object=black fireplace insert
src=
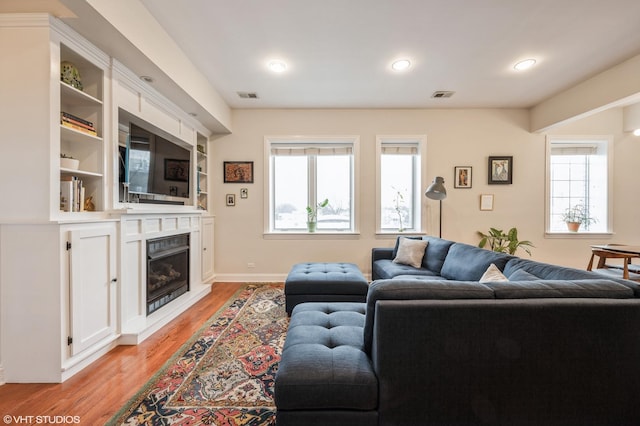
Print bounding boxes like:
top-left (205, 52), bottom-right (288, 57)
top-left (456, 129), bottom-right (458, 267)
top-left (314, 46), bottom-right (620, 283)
top-left (146, 233), bottom-right (190, 315)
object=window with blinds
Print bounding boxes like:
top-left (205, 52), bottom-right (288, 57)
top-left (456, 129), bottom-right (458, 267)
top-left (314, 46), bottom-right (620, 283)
top-left (266, 136), bottom-right (358, 232)
top-left (546, 136), bottom-right (611, 233)
top-left (377, 136), bottom-right (425, 233)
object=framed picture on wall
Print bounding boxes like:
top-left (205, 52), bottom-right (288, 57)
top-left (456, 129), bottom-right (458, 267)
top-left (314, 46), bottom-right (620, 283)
top-left (224, 161), bottom-right (254, 183)
top-left (454, 166), bottom-right (472, 188)
top-left (488, 156), bottom-right (513, 184)
top-left (480, 194), bottom-right (494, 211)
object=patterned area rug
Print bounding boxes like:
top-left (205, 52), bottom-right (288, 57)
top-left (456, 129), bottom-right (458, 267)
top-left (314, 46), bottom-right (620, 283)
top-left (108, 283), bottom-right (287, 426)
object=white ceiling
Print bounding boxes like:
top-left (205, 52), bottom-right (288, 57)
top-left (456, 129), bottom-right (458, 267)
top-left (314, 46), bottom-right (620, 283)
top-left (137, 0), bottom-right (640, 110)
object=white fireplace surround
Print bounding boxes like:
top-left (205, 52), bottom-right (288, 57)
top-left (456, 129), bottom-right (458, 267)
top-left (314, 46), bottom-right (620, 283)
top-left (119, 213), bottom-right (210, 345)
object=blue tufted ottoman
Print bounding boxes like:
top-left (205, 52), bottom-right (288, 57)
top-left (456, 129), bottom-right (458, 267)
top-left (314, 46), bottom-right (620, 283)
top-left (274, 302), bottom-right (378, 425)
top-left (284, 262), bottom-right (369, 315)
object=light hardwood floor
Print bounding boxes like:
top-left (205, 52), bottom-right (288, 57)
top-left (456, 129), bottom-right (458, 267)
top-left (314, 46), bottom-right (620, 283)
top-left (0, 282), bottom-right (245, 425)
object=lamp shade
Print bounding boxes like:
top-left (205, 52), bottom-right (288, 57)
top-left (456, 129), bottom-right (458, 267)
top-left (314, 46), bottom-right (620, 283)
top-left (425, 176), bottom-right (447, 200)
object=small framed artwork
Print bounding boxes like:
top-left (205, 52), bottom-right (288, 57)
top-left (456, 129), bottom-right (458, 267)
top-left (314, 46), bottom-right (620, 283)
top-left (480, 194), bottom-right (494, 211)
top-left (488, 156), bottom-right (513, 184)
top-left (224, 161), bottom-right (254, 183)
top-left (240, 188), bottom-right (248, 199)
top-left (164, 159), bottom-right (189, 182)
top-left (454, 166), bottom-right (472, 188)
top-left (226, 194), bottom-right (236, 206)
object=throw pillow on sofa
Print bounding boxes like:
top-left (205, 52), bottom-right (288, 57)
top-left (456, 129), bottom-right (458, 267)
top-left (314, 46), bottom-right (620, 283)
top-left (479, 263), bottom-right (509, 283)
top-left (393, 237), bottom-right (428, 268)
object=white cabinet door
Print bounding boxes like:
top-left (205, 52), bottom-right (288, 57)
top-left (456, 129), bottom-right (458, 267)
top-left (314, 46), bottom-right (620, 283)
top-left (68, 225), bottom-right (117, 356)
top-left (201, 217), bottom-right (214, 281)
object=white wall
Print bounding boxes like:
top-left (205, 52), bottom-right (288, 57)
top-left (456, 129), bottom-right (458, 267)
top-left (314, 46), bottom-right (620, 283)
top-left (211, 107), bottom-right (640, 281)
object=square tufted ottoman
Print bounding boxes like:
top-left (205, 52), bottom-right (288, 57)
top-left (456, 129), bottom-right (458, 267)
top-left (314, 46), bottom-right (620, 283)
top-left (284, 262), bottom-right (369, 315)
top-left (275, 302), bottom-right (378, 425)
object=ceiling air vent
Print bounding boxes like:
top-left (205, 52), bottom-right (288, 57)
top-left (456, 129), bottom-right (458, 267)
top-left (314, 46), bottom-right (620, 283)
top-left (432, 91), bottom-right (455, 99)
top-left (237, 91), bottom-right (259, 99)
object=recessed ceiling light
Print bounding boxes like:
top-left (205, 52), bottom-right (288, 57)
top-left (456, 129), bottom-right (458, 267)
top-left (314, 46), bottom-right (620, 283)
top-left (391, 59), bottom-right (411, 71)
top-left (267, 60), bottom-right (287, 73)
top-left (633, 129), bottom-right (640, 136)
top-left (140, 75), bottom-right (154, 83)
top-left (514, 59), bottom-right (536, 71)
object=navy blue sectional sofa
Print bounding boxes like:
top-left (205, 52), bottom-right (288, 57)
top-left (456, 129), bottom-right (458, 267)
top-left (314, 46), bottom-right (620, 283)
top-left (275, 236), bottom-right (640, 425)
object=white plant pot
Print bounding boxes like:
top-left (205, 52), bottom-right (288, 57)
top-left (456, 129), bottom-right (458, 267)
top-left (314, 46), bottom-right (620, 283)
top-left (60, 157), bottom-right (80, 170)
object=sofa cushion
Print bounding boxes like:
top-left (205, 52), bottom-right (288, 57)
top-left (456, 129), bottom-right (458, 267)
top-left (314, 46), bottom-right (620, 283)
top-left (373, 259), bottom-right (441, 280)
top-left (504, 258), bottom-right (597, 280)
top-left (363, 279), bottom-right (495, 353)
top-left (479, 263), bottom-right (509, 283)
top-left (421, 236), bottom-right (455, 273)
top-left (508, 269), bottom-right (540, 281)
top-left (486, 279), bottom-right (634, 299)
top-left (393, 237), bottom-right (428, 268)
top-left (440, 243), bottom-right (514, 281)
top-left (276, 303), bottom-right (377, 411)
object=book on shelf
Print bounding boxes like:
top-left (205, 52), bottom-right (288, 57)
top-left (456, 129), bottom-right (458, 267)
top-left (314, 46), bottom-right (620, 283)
top-left (61, 120), bottom-right (98, 136)
top-left (60, 176), bottom-right (85, 212)
top-left (61, 111), bottom-right (94, 128)
top-left (60, 112), bottom-right (97, 136)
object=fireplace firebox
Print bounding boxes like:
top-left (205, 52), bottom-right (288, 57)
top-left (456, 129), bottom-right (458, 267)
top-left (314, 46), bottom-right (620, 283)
top-left (146, 233), bottom-right (190, 315)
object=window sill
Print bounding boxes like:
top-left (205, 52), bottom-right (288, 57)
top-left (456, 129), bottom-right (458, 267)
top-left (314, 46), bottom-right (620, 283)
top-left (264, 231), bottom-right (360, 240)
top-left (545, 231), bottom-right (614, 239)
top-left (375, 231), bottom-right (425, 238)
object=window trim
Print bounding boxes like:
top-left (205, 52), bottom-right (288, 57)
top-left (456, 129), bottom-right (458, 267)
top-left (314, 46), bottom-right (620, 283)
top-left (375, 135), bottom-right (427, 234)
top-left (264, 135), bottom-right (360, 235)
top-left (544, 134), bottom-right (613, 237)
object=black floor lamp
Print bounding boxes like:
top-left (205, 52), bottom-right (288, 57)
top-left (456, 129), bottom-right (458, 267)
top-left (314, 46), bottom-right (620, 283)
top-left (425, 176), bottom-right (447, 237)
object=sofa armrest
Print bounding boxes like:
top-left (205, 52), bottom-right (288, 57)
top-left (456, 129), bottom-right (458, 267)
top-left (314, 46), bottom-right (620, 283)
top-left (372, 247), bottom-right (394, 262)
top-left (371, 248), bottom-right (395, 281)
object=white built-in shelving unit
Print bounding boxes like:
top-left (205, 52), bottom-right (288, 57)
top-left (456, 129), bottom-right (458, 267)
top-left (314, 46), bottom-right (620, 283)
top-left (0, 13), bottom-right (216, 383)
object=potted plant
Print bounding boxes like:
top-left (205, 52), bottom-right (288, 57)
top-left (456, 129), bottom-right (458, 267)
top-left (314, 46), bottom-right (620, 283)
top-left (477, 227), bottom-right (534, 256)
top-left (306, 198), bottom-right (329, 232)
top-left (562, 204), bottom-right (596, 232)
top-left (392, 187), bottom-right (405, 232)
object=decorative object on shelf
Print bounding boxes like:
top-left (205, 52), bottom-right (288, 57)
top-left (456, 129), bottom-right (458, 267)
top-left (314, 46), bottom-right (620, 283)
top-left (226, 194), bottom-right (236, 206)
top-left (197, 144), bottom-right (206, 154)
top-left (488, 156), bottom-right (513, 184)
top-left (454, 166), bottom-right (472, 188)
top-left (425, 176), bottom-right (447, 238)
top-left (60, 153), bottom-right (79, 170)
top-left (164, 159), bottom-right (189, 182)
top-left (60, 61), bottom-right (83, 90)
top-left (562, 203), bottom-right (596, 232)
top-left (240, 188), bottom-right (248, 199)
top-left (84, 196), bottom-right (95, 212)
top-left (223, 161), bottom-right (254, 183)
top-left (480, 194), bottom-right (494, 211)
top-left (477, 227), bottom-right (534, 256)
top-left (306, 198), bottom-right (329, 233)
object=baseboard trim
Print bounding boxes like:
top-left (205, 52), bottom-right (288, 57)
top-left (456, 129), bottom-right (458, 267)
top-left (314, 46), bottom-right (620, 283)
top-left (0, 365), bottom-right (5, 386)
top-left (213, 273), bottom-right (287, 282)
top-left (213, 272), bottom-right (373, 282)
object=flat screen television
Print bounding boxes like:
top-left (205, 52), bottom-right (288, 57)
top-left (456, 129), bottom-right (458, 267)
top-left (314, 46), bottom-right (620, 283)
top-left (119, 115), bottom-right (192, 205)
